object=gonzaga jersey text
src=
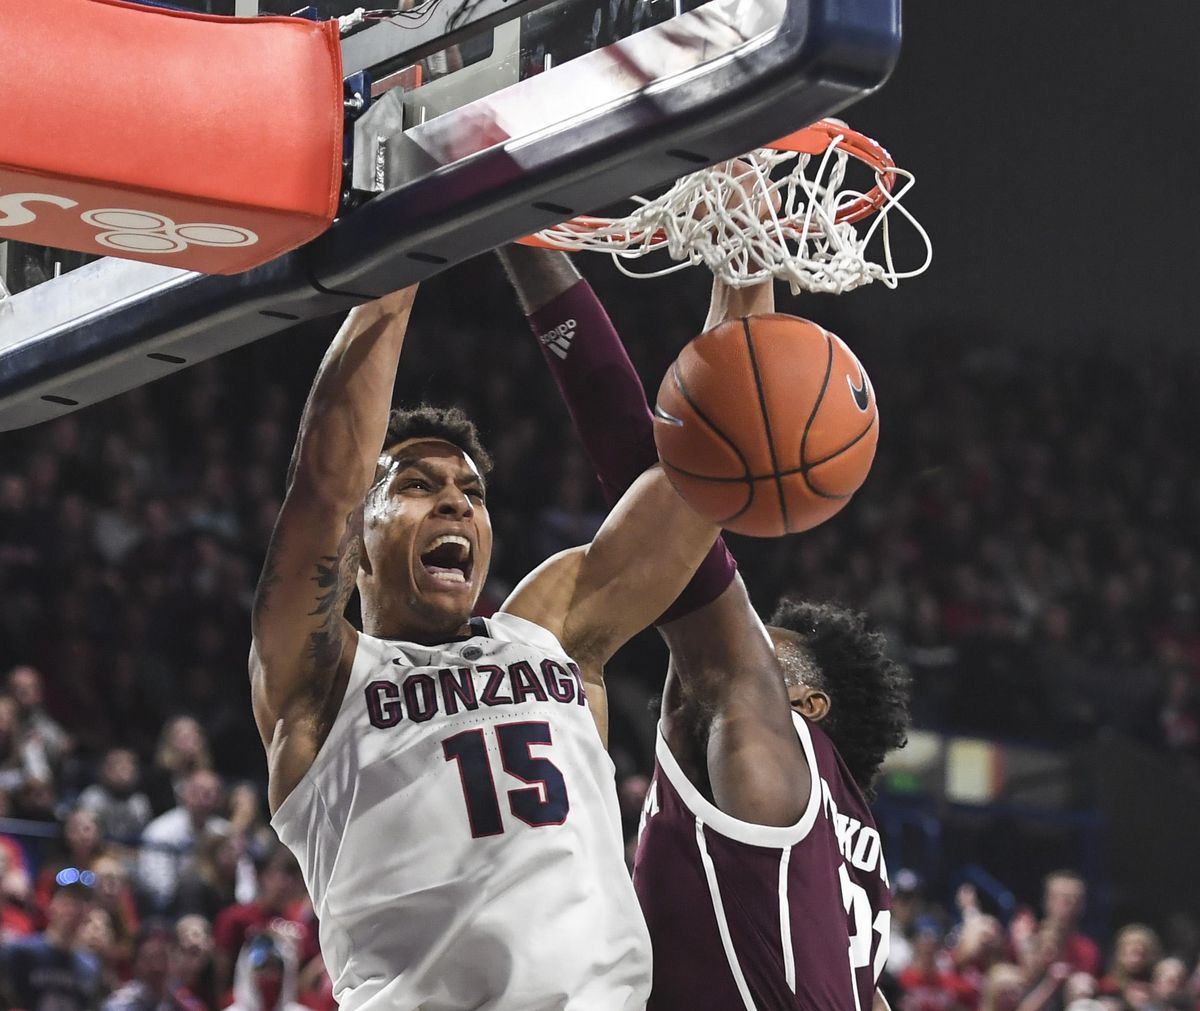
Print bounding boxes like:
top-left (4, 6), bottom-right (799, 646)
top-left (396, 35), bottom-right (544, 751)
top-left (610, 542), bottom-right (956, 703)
top-left (271, 613), bottom-right (651, 1011)
top-left (634, 712), bottom-right (890, 1011)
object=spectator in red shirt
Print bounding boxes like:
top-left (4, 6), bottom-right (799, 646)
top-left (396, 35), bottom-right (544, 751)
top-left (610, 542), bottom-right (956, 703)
top-left (1041, 870), bottom-right (1101, 976)
top-left (952, 913), bottom-right (1009, 1008)
top-left (103, 921), bottom-right (207, 1011)
top-left (0, 840), bottom-right (33, 943)
top-left (213, 847), bottom-right (313, 997)
top-left (899, 922), bottom-right (974, 1011)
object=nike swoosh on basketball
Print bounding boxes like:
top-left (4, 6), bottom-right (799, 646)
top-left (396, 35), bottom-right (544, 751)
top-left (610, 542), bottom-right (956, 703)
top-left (847, 369), bottom-right (870, 411)
top-left (653, 404), bottom-right (684, 426)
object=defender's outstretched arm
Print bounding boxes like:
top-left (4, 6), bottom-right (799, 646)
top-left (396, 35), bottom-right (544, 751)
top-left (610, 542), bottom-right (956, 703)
top-left (250, 288), bottom-right (418, 810)
top-left (496, 246), bottom-right (658, 505)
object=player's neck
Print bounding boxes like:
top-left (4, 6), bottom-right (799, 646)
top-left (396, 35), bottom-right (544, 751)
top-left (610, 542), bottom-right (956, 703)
top-left (361, 605), bottom-right (472, 645)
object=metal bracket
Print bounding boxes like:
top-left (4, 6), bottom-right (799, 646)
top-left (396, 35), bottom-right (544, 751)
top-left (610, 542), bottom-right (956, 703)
top-left (339, 0), bottom-right (566, 76)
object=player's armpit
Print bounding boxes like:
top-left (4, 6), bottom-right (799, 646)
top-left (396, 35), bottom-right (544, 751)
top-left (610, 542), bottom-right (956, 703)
top-left (564, 466), bottom-right (719, 663)
top-left (873, 989), bottom-right (893, 1011)
top-left (661, 577), bottom-right (812, 827)
top-left (252, 288), bottom-right (417, 806)
top-left (500, 544), bottom-right (584, 639)
top-left (504, 467), bottom-right (718, 667)
top-left (499, 548), bottom-right (612, 744)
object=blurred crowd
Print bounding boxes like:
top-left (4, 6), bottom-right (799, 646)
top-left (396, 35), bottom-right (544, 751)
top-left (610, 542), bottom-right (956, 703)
top-left (1, 256), bottom-right (1199, 1007)
top-left (2, 261), bottom-right (1197, 760)
top-left (755, 338), bottom-right (1200, 755)
top-left (2, 702), bottom-right (1199, 1010)
top-left (0, 689), bottom-right (335, 1010)
top-left (881, 869), bottom-right (1200, 1011)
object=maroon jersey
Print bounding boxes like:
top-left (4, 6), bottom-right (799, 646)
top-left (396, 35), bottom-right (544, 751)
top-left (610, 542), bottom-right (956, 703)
top-left (633, 712), bottom-right (890, 1011)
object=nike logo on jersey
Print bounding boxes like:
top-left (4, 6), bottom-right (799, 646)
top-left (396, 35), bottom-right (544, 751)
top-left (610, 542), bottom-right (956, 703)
top-left (538, 318), bottom-right (577, 360)
top-left (847, 367), bottom-right (871, 411)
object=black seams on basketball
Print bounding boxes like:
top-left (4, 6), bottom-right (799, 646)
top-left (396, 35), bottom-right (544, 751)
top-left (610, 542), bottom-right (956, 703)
top-left (653, 313), bottom-right (878, 537)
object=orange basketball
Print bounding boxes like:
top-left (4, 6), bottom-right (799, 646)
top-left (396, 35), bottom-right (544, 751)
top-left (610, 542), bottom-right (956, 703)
top-left (653, 313), bottom-right (878, 537)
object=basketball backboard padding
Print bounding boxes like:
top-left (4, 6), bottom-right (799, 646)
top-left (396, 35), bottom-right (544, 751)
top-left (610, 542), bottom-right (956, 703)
top-left (0, 0), bottom-right (900, 431)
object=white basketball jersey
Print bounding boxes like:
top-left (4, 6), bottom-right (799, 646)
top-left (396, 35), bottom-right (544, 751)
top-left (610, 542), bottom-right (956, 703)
top-left (270, 612), bottom-right (651, 1011)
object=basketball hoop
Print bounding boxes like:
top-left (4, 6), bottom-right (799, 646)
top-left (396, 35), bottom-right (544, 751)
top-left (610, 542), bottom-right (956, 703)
top-left (518, 119), bottom-right (932, 295)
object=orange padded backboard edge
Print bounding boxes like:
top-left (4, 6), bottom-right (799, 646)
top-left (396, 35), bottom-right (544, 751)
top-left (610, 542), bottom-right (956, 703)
top-left (0, 0), bottom-right (343, 275)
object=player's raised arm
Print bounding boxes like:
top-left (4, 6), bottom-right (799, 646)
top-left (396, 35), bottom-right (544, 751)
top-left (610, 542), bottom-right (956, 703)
top-left (654, 273), bottom-right (817, 825)
top-left (502, 247), bottom-right (809, 820)
top-left (495, 246), bottom-right (657, 503)
top-left (503, 464), bottom-right (720, 669)
top-left (250, 287), bottom-right (418, 808)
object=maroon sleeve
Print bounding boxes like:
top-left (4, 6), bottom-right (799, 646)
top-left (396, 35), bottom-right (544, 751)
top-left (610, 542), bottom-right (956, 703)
top-left (526, 280), bottom-right (736, 622)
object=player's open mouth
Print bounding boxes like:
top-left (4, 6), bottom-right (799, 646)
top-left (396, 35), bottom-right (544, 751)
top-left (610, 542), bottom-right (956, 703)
top-left (419, 534), bottom-right (473, 586)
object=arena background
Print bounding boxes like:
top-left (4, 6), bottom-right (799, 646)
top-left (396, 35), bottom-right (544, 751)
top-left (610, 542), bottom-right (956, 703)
top-left (2, 1), bottom-right (1199, 1009)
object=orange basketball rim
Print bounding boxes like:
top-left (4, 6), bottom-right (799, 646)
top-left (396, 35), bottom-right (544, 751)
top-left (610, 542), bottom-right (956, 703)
top-left (518, 119), bottom-right (898, 249)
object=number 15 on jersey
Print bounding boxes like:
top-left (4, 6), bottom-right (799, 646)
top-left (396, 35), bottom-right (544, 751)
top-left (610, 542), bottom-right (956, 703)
top-left (443, 720), bottom-right (571, 838)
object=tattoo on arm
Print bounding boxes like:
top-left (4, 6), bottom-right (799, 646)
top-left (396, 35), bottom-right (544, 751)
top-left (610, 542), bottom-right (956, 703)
top-left (253, 506), bottom-right (362, 683)
top-left (305, 510), bottom-right (362, 673)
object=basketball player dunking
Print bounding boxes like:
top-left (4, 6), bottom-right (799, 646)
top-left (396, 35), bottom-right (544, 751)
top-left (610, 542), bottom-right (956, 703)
top-left (500, 245), bottom-right (912, 1011)
top-left (249, 285), bottom-right (725, 1009)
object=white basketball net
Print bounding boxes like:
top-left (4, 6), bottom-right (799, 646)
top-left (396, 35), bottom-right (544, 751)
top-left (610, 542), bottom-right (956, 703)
top-left (525, 125), bottom-right (932, 295)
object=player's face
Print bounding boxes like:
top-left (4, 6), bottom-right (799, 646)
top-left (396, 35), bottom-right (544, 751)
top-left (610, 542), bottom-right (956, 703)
top-left (361, 438), bottom-right (492, 638)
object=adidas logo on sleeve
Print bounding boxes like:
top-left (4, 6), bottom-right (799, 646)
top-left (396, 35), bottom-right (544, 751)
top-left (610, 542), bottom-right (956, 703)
top-left (538, 318), bottom-right (577, 360)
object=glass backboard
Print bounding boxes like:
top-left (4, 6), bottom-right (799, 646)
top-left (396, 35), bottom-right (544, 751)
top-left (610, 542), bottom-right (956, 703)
top-left (0, 0), bottom-right (900, 431)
